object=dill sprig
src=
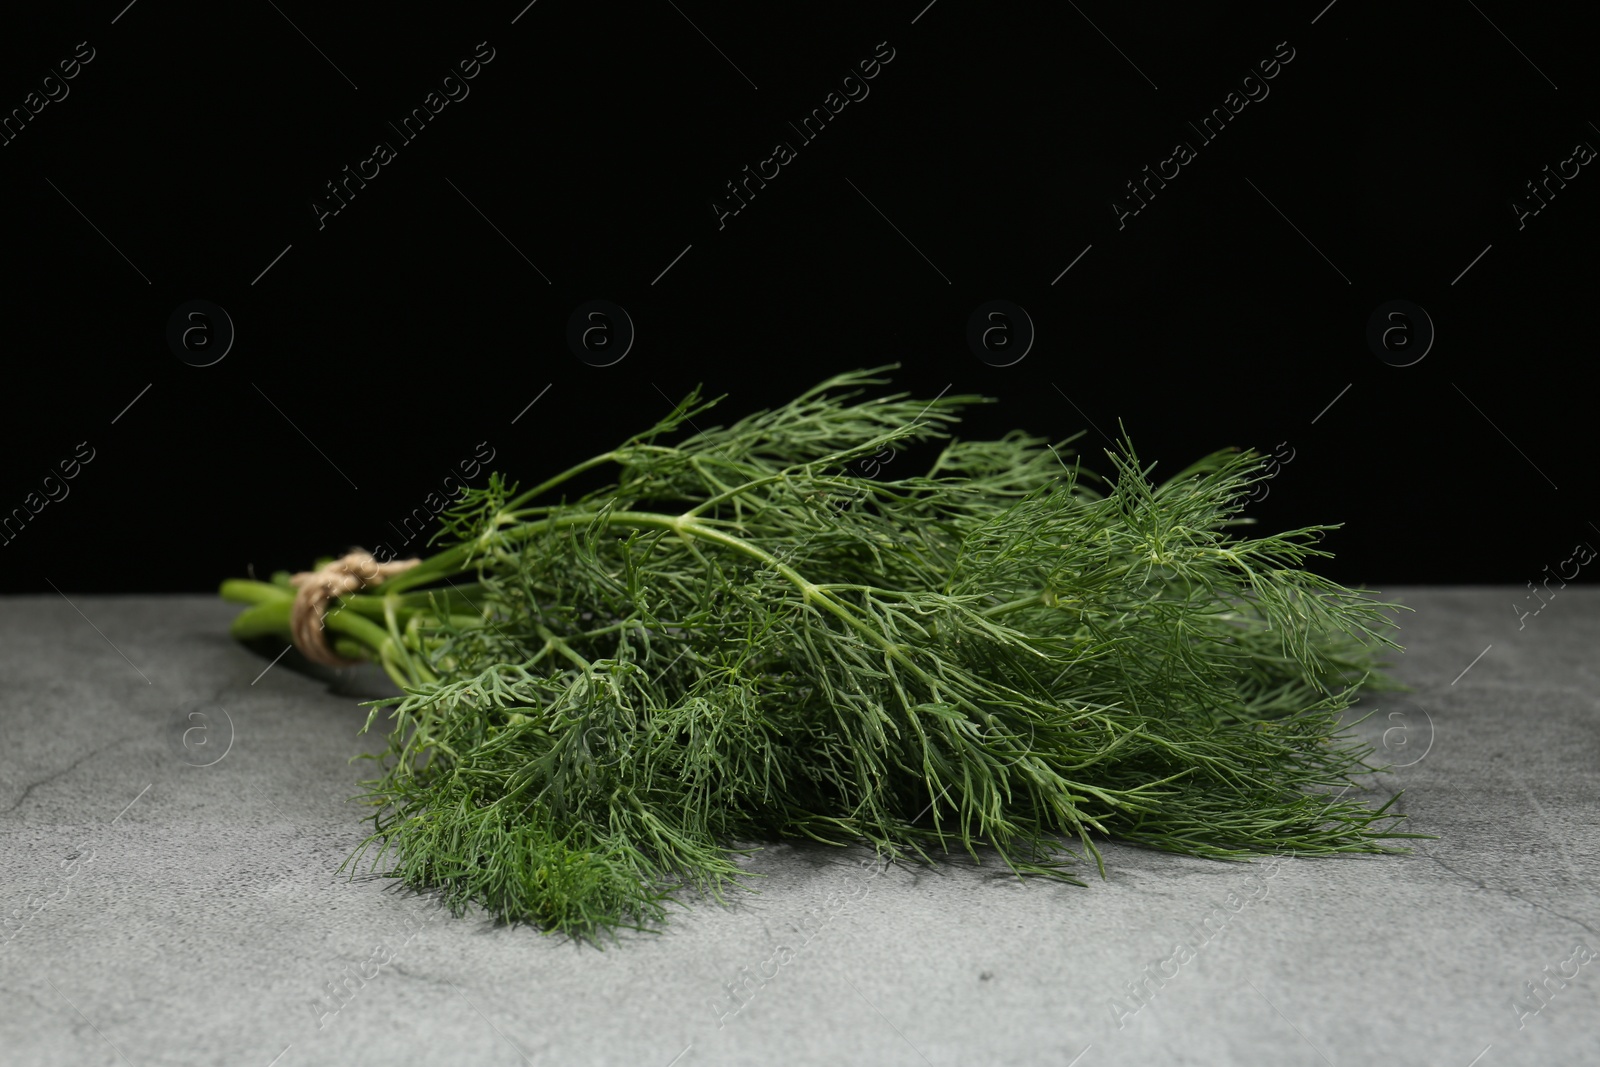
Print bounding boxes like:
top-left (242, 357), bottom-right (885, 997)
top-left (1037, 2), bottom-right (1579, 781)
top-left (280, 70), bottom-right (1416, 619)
top-left (220, 366), bottom-right (1421, 940)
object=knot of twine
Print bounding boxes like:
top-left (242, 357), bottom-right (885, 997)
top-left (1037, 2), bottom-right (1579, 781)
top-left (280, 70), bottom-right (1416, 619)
top-left (288, 550), bottom-right (421, 667)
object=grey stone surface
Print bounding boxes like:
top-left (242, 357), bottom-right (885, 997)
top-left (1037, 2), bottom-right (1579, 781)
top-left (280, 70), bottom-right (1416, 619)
top-left (1, 588), bottom-right (1596, 1066)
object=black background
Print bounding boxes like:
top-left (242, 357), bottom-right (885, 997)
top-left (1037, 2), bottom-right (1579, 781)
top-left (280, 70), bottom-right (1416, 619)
top-left (0, 1), bottom-right (1593, 594)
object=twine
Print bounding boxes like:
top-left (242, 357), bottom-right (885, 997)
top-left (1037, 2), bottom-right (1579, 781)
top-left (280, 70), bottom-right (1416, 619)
top-left (288, 550), bottom-right (421, 667)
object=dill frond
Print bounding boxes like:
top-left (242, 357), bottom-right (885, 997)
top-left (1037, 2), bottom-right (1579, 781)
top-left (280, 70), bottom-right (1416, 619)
top-left (223, 365), bottom-right (1420, 941)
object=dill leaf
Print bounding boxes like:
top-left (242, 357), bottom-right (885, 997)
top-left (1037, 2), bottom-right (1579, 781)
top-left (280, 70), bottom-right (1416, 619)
top-left (221, 366), bottom-right (1419, 941)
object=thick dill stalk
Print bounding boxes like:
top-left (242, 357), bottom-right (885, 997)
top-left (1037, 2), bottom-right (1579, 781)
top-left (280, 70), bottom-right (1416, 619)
top-left (220, 366), bottom-right (1420, 939)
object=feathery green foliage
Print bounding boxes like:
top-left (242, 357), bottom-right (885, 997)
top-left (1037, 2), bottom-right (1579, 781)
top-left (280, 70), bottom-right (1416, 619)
top-left (220, 366), bottom-right (1419, 941)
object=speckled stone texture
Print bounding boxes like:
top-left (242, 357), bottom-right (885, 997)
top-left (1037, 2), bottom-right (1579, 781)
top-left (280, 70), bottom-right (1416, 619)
top-left (1, 588), bottom-right (1596, 1066)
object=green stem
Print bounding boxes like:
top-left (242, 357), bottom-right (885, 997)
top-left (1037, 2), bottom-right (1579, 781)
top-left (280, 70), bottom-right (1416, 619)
top-left (222, 589), bottom-right (424, 690)
top-left (373, 506), bottom-right (919, 685)
top-left (678, 429), bottom-right (912, 520)
top-left (982, 591), bottom-right (1057, 617)
top-left (219, 578), bottom-right (291, 607)
top-left (534, 623), bottom-right (593, 671)
top-left (503, 450), bottom-right (620, 512)
top-left (228, 600), bottom-right (293, 641)
top-left (369, 507), bottom-right (1031, 749)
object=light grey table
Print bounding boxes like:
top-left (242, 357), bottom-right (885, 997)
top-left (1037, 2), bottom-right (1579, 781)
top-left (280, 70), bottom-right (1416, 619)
top-left (2, 588), bottom-right (1596, 1066)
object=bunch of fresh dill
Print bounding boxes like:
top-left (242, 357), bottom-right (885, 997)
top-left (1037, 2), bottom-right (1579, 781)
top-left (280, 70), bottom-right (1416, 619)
top-left (220, 366), bottom-right (1418, 940)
